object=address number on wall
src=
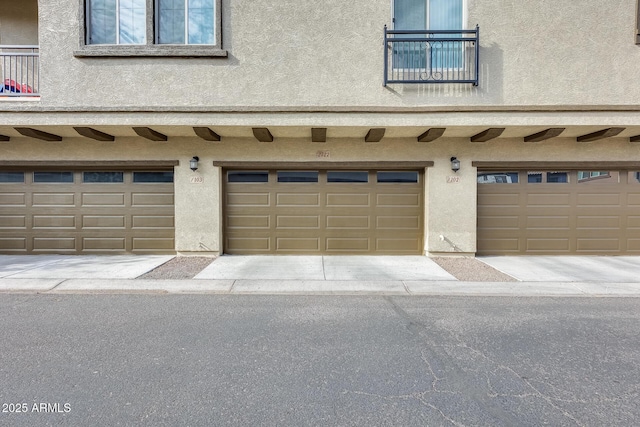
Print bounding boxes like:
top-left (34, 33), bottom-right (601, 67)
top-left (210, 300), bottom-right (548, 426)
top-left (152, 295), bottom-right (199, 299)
top-left (190, 176), bottom-right (204, 184)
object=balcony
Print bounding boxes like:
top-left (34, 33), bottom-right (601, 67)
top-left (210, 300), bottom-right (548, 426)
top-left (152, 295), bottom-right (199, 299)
top-left (0, 45), bottom-right (39, 98)
top-left (384, 26), bottom-right (479, 86)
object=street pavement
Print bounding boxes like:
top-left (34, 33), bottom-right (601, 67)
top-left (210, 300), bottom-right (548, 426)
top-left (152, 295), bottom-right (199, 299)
top-left (0, 254), bottom-right (639, 296)
top-left (1, 295), bottom-right (639, 426)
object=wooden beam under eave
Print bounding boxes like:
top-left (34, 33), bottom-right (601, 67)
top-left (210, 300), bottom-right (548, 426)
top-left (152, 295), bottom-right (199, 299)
top-left (577, 127), bottom-right (625, 143)
top-left (365, 128), bottom-right (385, 142)
top-left (14, 127), bottom-right (62, 141)
top-left (132, 127), bottom-right (167, 141)
top-left (252, 128), bottom-right (273, 142)
top-left (0, 134), bottom-right (9, 142)
top-left (193, 127), bottom-right (221, 142)
top-left (470, 128), bottom-right (505, 143)
top-left (417, 128), bottom-right (446, 143)
top-left (73, 127), bottom-right (115, 142)
top-left (311, 128), bottom-right (327, 143)
top-left (524, 128), bottom-right (565, 143)
top-left (631, 135), bottom-right (640, 143)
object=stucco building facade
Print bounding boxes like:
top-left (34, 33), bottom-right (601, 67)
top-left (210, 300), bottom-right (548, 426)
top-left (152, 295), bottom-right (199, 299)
top-left (1, 0), bottom-right (640, 256)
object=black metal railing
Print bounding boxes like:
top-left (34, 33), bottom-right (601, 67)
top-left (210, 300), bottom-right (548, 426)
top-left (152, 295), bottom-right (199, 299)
top-left (0, 45), bottom-right (39, 97)
top-left (384, 26), bottom-right (479, 86)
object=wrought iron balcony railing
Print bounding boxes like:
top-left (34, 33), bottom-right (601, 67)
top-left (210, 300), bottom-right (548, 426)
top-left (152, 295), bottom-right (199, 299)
top-left (384, 26), bottom-right (479, 86)
top-left (0, 45), bottom-right (39, 97)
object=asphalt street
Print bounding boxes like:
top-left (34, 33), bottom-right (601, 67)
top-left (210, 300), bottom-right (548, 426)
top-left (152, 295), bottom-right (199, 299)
top-left (1, 295), bottom-right (639, 426)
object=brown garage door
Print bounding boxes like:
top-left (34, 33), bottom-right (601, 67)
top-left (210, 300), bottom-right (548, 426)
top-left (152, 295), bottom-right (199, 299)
top-left (477, 170), bottom-right (640, 255)
top-left (0, 170), bottom-right (175, 254)
top-left (224, 170), bottom-right (424, 254)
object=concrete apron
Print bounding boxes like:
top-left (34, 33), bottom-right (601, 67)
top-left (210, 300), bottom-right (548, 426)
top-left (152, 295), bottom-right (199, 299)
top-left (479, 256), bottom-right (640, 283)
top-left (1, 255), bottom-right (640, 296)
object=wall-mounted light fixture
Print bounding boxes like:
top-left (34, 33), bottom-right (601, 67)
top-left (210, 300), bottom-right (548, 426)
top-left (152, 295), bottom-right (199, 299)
top-left (450, 157), bottom-right (461, 172)
top-left (190, 156), bottom-right (200, 171)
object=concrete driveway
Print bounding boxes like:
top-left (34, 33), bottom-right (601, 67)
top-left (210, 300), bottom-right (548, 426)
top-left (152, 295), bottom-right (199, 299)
top-left (480, 256), bottom-right (640, 283)
top-left (0, 255), bottom-right (174, 279)
top-left (194, 255), bottom-right (457, 281)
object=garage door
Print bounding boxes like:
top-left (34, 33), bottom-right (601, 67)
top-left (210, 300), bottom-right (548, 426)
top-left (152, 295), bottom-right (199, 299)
top-left (224, 170), bottom-right (423, 254)
top-left (0, 170), bottom-right (175, 254)
top-left (477, 170), bottom-right (640, 255)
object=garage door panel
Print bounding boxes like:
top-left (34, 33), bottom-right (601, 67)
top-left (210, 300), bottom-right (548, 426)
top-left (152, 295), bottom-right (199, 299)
top-left (276, 237), bottom-right (320, 251)
top-left (627, 193), bottom-right (640, 206)
top-left (131, 193), bottom-right (174, 207)
top-left (82, 193), bottom-right (126, 206)
top-left (478, 193), bottom-right (520, 206)
top-left (576, 239), bottom-right (620, 252)
top-left (477, 238), bottom-right (520, 253)
top-left (132, 216), bottom-right (174, 229)
top-left (376, 238), bottom-right (421, 252)
top-left (82, 215), bottom-right (126, 229)
top-left (132, 237), bottom-right (175, 251)
top-left (326, 216), bottom-right (369, 229)
top-left (526, 216), bottom-right (570, 229)
top-left (32, 193), bottom-right (75, 206)
top-left (326, 238), bottom-right (370, 252)
top-left (376, 216), bottom-right (420, 230)
top-left (0, 238), bottom-right (27, 251)
top-left (526, 239), bottom-right (570, 252)
top-left (577, 193), bottom-right (620, 206)
top-left (627, 239), bottom-right (640, 251)
top-left (227, 237), bottom-right (271, 251)
top-left (0, 193), bottom-right (26, 206)
top-left (326, 193), bottom-right (370, 207)
top-left (228, 215), bottom-right (271, 229)
top-left (576, 216), bottom-right (620, 229)
top-left (227, 192), bottom-right (270, 207)
top-left (627, 216), bottom-right (640, 228)
top-left (0, 215), bottom-right (26, 229)
top-left (33, 237), bottom-right (76, 251)
top-left (377, 193), bottom-right (420, 207)
top-left (83, 238), bottom-right (126, 251)
top-left (527, 193), bottom-right (570, 206)
top-left (277, 215), bottom-right (320, 229)
top-left (33, 215), bottom-right (76, 229)
top-left (276, 193), bottom-right (320, 207)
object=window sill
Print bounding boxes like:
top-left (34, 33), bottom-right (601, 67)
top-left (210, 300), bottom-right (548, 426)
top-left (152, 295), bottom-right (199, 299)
top-left (74, 45), bottom-right (228, 58)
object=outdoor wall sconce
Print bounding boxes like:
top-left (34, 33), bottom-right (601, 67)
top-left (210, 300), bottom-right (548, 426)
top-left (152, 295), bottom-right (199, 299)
top-left (190, 156), bottom-right (200, 171)
top-left (450, 157), bottom-right (461, 172)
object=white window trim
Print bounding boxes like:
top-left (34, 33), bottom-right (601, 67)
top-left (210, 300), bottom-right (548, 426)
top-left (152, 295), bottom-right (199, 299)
top-left (75, 0), bottom-right (226, 57)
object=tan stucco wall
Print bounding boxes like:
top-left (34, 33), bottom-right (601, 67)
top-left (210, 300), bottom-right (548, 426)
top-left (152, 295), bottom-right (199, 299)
top-left (15, 0), bottom-right (638, 109)
top-left (3, 133), bottom-right (639, 255)
top-left (0, 0), bottom-right (38, 45)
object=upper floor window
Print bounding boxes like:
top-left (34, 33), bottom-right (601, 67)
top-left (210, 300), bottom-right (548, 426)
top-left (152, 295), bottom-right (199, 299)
top-left (393, 0), bottom-right (464, 32)
top-left (87, 0), bottom-right (147, 45)
top-left (79, 0), bottom-right (225, 56)
top-left (158, 0), bottom-right (216, 45)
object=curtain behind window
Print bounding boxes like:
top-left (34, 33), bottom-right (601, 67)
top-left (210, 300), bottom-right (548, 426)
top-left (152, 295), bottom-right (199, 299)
top-left (158, 0), bottom-right (215, 45)
top-left (89, 0), bottom-right (145, 44)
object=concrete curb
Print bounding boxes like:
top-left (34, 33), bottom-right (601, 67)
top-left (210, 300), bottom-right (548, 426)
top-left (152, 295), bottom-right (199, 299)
top-left (1, 279), bottom-right (640, 296)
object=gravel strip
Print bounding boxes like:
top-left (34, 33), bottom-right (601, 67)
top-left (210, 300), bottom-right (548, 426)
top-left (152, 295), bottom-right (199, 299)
top-left (432, 257), bottom-right (517, 282)
top-left (138, 257), bottom-right (216, 280)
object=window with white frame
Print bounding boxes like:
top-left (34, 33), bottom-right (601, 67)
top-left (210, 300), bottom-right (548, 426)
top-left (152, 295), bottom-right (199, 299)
top-left (81, 0), bottom-right (224, 56)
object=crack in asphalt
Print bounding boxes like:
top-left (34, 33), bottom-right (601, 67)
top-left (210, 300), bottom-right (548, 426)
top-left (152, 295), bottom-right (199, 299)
top-left (340, 296), bottom-right (588, 426)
